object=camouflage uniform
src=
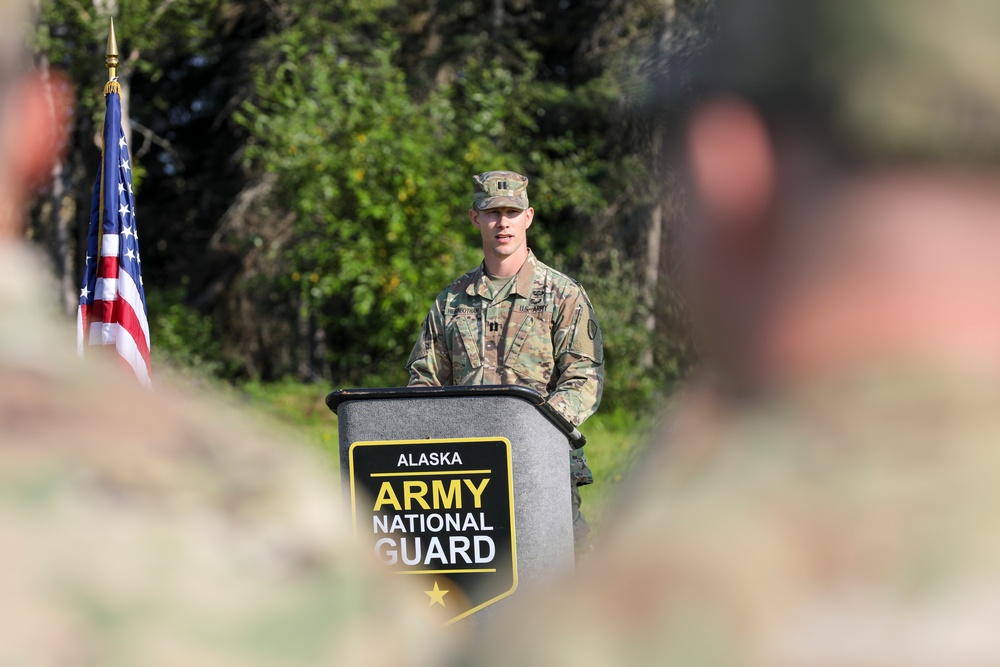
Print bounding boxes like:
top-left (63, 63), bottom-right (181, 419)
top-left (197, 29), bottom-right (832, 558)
top-left (459, 370), bottom-right (1000, 665)
top-left (408, 244), bottom-right (604, 549)
top-left (451, 0), bottom-right (1000, 664)
top-left (407, 249), bottom-right (604, 429)
top-left (0, 245), bottom-right (449, 666)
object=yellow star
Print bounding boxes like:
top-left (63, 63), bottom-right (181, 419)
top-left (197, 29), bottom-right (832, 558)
top-left (424, 581), bottom-right (449, 607)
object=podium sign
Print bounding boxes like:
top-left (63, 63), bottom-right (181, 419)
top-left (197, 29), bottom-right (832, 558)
top-left (349, 437), bottom-right (517, 624)
top-left (330, 386), bottom-right (582, 626)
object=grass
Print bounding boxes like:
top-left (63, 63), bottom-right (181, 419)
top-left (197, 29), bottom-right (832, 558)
top-left (237, 379), bottom-right (340, 461)
top-left (577, 408), bottom-right (658, 530)
top-left (231, 380), bottom-right (659, 529)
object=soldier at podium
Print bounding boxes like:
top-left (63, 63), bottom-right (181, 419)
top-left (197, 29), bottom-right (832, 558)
top-left (407, 170), bottom-right (604, 554)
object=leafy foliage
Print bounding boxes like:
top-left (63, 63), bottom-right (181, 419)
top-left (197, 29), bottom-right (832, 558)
top-left (30, 0), bottom-right (715, 410)
top-left (233, 0), bottom-right (625, 386)
top-left (147, 286), bottom-right (230, 376)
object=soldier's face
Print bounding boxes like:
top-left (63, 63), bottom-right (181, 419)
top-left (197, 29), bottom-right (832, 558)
top-left (470, 206), bottom-right (534, 260)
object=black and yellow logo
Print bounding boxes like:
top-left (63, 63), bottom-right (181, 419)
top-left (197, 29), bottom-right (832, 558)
top-left (349, 437), bottom-right (517, 624)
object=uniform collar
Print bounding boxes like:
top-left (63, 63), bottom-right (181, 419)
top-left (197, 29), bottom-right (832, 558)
top-left (467, 250), bottom-right (539, 300)
top-left (511, 250), bottom-right (538, 298)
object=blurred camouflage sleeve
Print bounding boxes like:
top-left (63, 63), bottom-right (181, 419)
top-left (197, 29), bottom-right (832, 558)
top-left (0, 314), bottom-right (452, 666)
top-left (407, 299), bottom-right (452, 386)
top-left (547, 286), bottom-right (604, 427)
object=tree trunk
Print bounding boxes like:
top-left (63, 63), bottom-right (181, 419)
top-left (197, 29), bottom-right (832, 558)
top-left (38, 54), bottom-right (79, 315)
top-left (296, 291), bottom-right (328, 382)
top-left (638, 0), bottom-right (677, 369)
top-left (49, 162), bottom-right (77, 315)
top-left (492, 0), bottom-right (503, 39)
top-left (641, 201), bottom-right (662, 369)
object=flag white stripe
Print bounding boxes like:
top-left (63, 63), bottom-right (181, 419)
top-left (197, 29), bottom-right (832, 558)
top-left (101, 234), bottom-right (120, 256)
top-left (95, 277), bottom-right (118, 301)
top-left (88, 323), bottom-right (151, 388)
top-left (117, 268), bottom-right (151, 344)
top-left (76, 307), bottom-right (84, 355)
top-left (115, 329), bottom-right (152, 388)
top-left (90, 321), bottom-right (117, 345)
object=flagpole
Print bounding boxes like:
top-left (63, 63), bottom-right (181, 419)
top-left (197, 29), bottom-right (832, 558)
top-left (105, 18), bottom-right (120, 95)
top-left (98, 19), bottom-right (119, 263)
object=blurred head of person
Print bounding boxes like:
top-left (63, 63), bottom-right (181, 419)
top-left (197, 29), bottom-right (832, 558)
top-left (676, 0), bottom-right (1000, 390)
top-left (0, 0), bottom-right (70, 239)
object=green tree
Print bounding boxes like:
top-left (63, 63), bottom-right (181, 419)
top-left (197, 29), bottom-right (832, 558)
top-left (29, 0), bottom-right (714, 411)
top-left (31, 0), bottom-right (226, 307)
top-left (233, 0), bottom-right (615, 385)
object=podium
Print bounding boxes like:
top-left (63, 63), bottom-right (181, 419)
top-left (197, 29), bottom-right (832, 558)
top-left (326, 385), bottom-right (585, 625)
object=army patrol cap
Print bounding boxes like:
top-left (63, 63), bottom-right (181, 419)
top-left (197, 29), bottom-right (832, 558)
top-left (693, 0), bottom-right (1000, 166)
top-left (472, 171), bottom-right (530, 211)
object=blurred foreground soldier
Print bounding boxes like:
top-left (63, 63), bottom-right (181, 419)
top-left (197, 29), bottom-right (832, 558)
top-left (0, 6), bottom-right (446, 665)
top-left (407, 171), bottom-right (604, 554)
top-left (460, 0), bottom-right (1000, 664)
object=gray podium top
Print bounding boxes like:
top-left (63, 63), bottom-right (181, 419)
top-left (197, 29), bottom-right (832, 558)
top-left (327, 385), bottom-right (582, 626)
top-left (326, 385), bottom-right (585, 448)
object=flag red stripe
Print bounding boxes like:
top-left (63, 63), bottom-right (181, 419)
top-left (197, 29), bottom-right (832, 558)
top-left (114, 293), bottom-right (151, 372)
top-left (90, 298), bottom-right (116, 325)
top-left (115, 327), bottom-right (152, 386)
top-left (98, 255), bottom-right (118, 278)
top-left (89, 298), bottom-right (150, 369)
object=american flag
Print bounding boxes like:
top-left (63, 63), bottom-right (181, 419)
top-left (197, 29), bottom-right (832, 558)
top-left (76, 85), bottom-right (152, 387)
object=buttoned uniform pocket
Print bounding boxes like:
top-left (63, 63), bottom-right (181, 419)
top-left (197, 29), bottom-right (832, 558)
top-left (446, 316), bottom-right (482, 382)
top-left (504, 312), bottom-right (555, 387)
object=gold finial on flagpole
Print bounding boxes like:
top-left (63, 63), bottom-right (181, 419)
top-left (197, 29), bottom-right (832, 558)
top-left (104, 18), bottom-right (121, 95)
